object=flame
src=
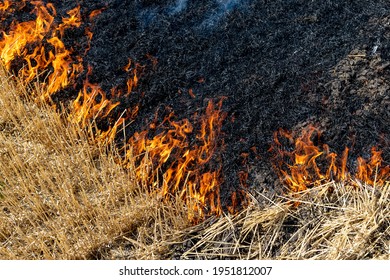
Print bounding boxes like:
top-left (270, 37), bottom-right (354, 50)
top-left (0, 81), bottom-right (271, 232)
top-left (188, 88), bottom-right (195, 98)
top-left (123, 59), bottom-right (139, 94)
top-left (0, 2), bottom-right (55, 68)
top-left (0, 1), bottom-right (135, 145)
top-left (0, 0), bottom-right (29, 13)
top-left (0, 2), bottom-right (231, 223)
top-left (84, 7), bottom-right (108, 54)
top-left (121, 99), bottom-right (226, 222)
top-left (89, 7), bottom-right (106, 20)
top-left (84, 28), bottom-right (94, 55)
top-left (57, 5), bottom-right (81, 37)
top-left (45, 37), bottom-right (73, 96)
top-left (68, 59), bottom-right (140, 145)
top-left (69, 66), bottom-right (126, 145)
top-left (270, 125), bottom-right (390, 192)
top-left (71, 79), bottom-right (119, 128)
top-left (356, 147), bottom-right (390, 186)
top-left (0, 1), bottom-right (84, 101)
top-left (0, 0), bottom-right (11, 12)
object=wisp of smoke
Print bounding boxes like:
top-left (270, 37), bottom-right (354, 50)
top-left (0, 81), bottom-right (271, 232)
top-left (219, 0), bottom-right (242, 11)
top-left (168, 0), bottom-right (189, 15)
top-left (200, 0), bottom-right (248, 30)
top-left (137, 8), bottom-right (158, 29)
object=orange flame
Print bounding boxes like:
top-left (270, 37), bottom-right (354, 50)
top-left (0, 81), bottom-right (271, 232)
top-left (0, 0), bottom-right (132, 145)
top-left (84, 28), bottom-right (94, 55)
top-left (69, 66), bottom-right (126, 145)
top-left (0, 0), bottom-right (11, 12)
top-left (356, 147), bottom-right (390, 186)
top-left (123, 59), bottom-right (139, 94)
top-left (270, 125), bottom-right (390, 192)
top-left (121, 99), bottom-right (226, 222)
top-left (0, 2), bottom-right (55, 67)
top-left (57, 5), bottom-right (81, 37)
top-left (89, 7), bottom-right (106, 20)
top-left (0, 1), bottom-right (83, 100)
top-left (71, 80), bottom-right (119, 128)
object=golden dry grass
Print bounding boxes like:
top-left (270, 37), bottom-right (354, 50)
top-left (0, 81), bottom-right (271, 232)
top-left (0, 68), bottom-right (389, 260)
top-left (180, 182), bottom-right (389, 259)
top-left (0, 68), bottom-right (189, 259)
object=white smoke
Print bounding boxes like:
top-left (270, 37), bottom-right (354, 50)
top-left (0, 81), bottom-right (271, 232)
top-left (218, 0), bottom-right (242, 11)
top-left (168, 0), bottom-right (188, 15)
top-left (200, 0), bottom-right (247, 29)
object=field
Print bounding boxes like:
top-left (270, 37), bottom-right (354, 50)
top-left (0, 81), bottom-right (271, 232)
top-left (0, 68), bottom-right (388, 259)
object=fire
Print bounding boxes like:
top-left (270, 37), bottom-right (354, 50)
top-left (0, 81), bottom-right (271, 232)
top-left (0, 0), bottom-right (11, 12)
top-left (0, 1), bottom-right (232, 223)
top-left (71, 74), bottom-right (119, 125)
top-left (68, 63), bottom-right (141, 146)
top-left (0, 2), bottom-right (55, 68)
top-left (0, 1), bottom-right (126, 143)
top-left (27, 18), bottom-right (225, 222)
top-left (70, 84), bottom-right (123, 145)
top-left (123, 59), bottom-right (139, 95)
top-left (269, 125), bottom-right (390, 192)
top-left (120, 99), bottom-right (226, 222)
top-left (89, 7), bottom-right (106, 20)
top-left (58, 5), bottom-right (82, 37)
top-left (0, 1), bottom-right (83, 101)
top-left (356, 147), bottom-right (390, 186)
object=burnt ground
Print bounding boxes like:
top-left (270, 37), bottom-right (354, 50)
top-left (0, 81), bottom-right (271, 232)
top-left (3, 1), bottom-right (390, 207)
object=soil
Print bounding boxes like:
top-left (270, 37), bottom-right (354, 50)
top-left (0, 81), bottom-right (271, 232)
top-left (3, 0), bottom-right (390, 208)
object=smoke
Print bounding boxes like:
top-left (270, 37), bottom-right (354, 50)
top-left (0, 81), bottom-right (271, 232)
top-left (200, 0), bottom-right (248, 29)
top-left (219, 0), bottom-right (242, 11)
top-left (168, 0), bottom-right (188, 15)
top-left (137, 7), bottom-right (158, 29)
top-left (137, 0), bottom-right (188, 28)
top-left (136, 0), bottom-right (249, 31)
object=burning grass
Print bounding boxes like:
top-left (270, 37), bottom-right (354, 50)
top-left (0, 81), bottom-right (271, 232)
top-left (269, 125), bottom-right (390, 192)
top-left (0, 69), bottom-right (389, 259)
top-left (0, 1), bottom-right (231, 221)
top-left (0, 0), bottom-right (389, 260)
top-left (0, 68), bottom-right (190, 259)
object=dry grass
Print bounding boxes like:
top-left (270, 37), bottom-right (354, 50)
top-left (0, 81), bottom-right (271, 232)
top-left (180, 183), bottom-right (389, 260)
top-left (0, 69), bottom-right (189, 259)
top-left (0, 68), bottom-right (389, 260)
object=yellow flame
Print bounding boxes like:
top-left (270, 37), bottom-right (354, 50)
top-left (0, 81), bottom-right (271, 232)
top-left (0, 2), bottom-right (55, 67)
top-left (0, 1), bottom-right (83, 101)
top-left (0, 0), bottom-right (11, 12)
top-left (270, 125), bottom-right (390, 192)
top-left (58, 5), bottom-right (81, 37)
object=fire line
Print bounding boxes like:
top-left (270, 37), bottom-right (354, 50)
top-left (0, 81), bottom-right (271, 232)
top-left (269, 125), bottom-right (390, 193)
top-left (0, 0), bottom-right (238, 223)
